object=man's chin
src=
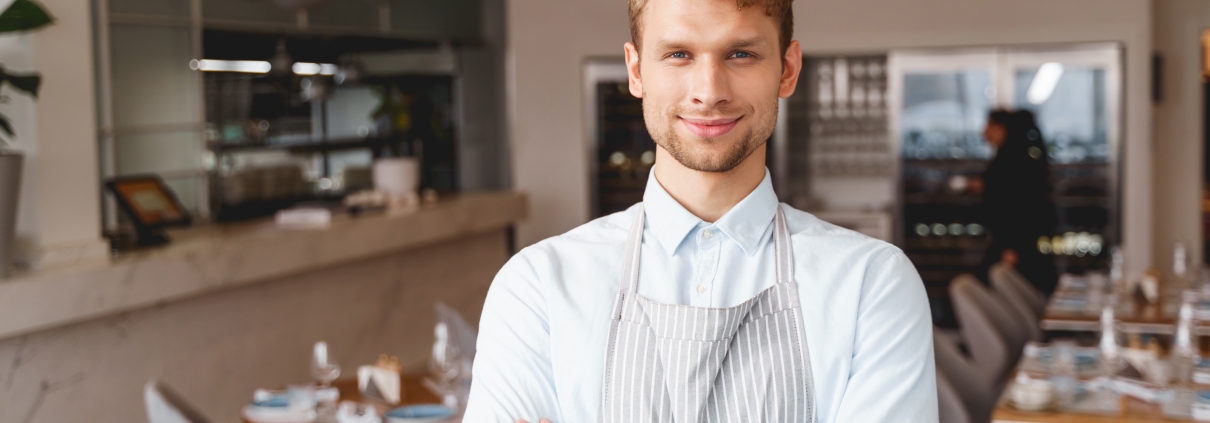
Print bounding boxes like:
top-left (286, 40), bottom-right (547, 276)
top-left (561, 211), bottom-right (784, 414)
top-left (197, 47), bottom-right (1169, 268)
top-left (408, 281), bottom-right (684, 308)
top-left (666, 147), bottom-right (750, 173)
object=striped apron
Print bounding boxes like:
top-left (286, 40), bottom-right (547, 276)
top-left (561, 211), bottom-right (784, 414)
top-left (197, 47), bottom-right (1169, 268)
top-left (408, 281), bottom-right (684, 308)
top-left (599, 204), bottom-right (816, 423)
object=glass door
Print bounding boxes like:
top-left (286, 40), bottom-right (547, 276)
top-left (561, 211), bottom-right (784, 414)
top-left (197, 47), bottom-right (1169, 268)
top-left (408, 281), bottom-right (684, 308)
top-left (888, 44), bottom-right (1122, 326)
top-left (888, 50), bottom-right (998, 325)
top-left (1001, 45), bottom-right (1121, 271)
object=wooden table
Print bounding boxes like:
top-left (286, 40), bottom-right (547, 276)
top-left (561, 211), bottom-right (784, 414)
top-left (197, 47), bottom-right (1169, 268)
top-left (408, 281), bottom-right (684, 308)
top-left (993, 392), bottom-right (1193, 422)
top-left (990, 343), bottom-right (1209, 422)
top-left (243, 373), bottom-right (447, 423)
top-left (1041, 293), bottom-right (1181, 335)
top-left (1038, 276), bottom-right (1200, 335)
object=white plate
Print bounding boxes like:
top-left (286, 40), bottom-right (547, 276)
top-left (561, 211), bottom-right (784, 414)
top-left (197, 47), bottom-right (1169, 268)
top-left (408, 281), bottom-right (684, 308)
top-left (240, 405), bottom-right (317, 423)
top-left (386, 418), bottom-right (448, 423)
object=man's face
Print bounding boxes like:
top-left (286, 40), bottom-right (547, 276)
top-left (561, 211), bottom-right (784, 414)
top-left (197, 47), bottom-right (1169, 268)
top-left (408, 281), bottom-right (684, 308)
top-left (625, 0), bottom-right (800, 173)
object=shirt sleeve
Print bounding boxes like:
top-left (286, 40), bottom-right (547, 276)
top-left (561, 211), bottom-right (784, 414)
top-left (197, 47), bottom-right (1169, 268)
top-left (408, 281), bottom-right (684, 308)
top-left (831, 247), bottom-right (938, 423)
top-left (464, 251), bottom-right (565, 423)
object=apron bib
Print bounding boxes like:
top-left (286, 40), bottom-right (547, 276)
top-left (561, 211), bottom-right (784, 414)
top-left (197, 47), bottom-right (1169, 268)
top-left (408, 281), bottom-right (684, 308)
top-left (598, 204), bottom-right (816, 423)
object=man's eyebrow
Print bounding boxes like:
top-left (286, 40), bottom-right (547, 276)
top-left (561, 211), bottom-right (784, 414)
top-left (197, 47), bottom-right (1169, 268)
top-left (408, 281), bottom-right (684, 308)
top-left (727, 37), bottom-right (768, 49)
top-left (654, 40), bottom-right (692, 51)
top-left (653, 37), bottom-right (769, 51)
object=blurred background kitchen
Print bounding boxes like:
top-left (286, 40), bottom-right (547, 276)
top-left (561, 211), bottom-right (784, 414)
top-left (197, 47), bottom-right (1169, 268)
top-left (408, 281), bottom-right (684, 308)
top-left (1, 0), bottom-right (1209, 421)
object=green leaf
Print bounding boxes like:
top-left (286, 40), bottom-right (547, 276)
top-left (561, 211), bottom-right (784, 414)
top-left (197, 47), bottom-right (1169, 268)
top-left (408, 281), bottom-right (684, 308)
top-left (0, 0), bottom-right (53, 33)
top-left (0, 114), bottom-right (16, 138)
top-left (5, 73), bottom-right (39, 98)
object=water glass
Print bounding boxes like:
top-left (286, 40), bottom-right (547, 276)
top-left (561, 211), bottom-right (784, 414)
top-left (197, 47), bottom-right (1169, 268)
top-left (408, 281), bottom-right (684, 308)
top-left (312, 341), bottom-right (342, 388)
top-left (1050, 340), bottom-right (1078, 406)
top-left (287, 384), bottom-right (316, 412)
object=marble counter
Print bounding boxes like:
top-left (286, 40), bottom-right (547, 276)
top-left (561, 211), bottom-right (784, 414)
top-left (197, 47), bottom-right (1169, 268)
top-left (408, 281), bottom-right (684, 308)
top-left (0, 191), bottom-right (527, 340)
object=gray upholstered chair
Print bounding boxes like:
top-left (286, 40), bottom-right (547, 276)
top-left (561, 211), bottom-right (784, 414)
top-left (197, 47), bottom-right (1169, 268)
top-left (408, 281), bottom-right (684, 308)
top-left (937, 368), bottom-right (972, 423)
top-left (989, 264), bottom-right (1044, 342)
top-left (144, 379), bottom-right (213, 423)
top-left (934, 327), bottom-right (995, 423)
top-left (950, 274), bottom-right (1027, 386)
top-left (990, 263), bottom-right (1045, 316)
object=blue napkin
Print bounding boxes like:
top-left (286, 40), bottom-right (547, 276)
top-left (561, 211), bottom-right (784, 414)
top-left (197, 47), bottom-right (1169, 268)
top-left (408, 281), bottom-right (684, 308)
top-left (386, 404), bottom-right (455, 419)
top-left (251, 395), bottom-right (289, 408)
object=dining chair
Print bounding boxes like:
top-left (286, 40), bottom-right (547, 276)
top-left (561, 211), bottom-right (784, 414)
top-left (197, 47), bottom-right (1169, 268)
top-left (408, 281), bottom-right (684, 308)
top-left (950, 274), bottom-right (1026, 386)
top-left (937, 368), bottom-right (972, 423)
top-left (989, 264), bottom-right (1044, 342)
top-left (934, 327), bottom-right (994, 423)
top-left (990, 263), bottom-right (1045, 316)
top-left (144, 379), bottom-right (213, 423)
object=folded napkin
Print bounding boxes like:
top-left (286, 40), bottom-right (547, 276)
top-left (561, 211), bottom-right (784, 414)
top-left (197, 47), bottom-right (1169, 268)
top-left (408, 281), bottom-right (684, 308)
top-left (1084, 375), bottom-right (1175, 404)
top-left (359, 365), bottom-right (402, 404)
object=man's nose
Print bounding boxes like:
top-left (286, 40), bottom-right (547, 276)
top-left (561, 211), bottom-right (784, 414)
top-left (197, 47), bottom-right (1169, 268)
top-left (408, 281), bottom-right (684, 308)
top-left (687, 57), bottom-right (732, 109)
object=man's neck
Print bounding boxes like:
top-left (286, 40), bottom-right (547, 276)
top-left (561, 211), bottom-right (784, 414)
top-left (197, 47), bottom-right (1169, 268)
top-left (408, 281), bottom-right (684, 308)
top-left (653, 144), bottom-right (767, 223)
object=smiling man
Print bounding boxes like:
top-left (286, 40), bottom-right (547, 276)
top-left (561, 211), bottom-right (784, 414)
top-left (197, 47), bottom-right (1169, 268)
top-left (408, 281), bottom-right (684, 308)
top-left (463, 0), bottom-right (937, 421)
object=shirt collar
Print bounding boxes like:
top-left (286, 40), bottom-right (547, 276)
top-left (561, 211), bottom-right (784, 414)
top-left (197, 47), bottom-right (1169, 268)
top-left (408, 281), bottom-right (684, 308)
top-left (642, 167), bottom-right (779, 257)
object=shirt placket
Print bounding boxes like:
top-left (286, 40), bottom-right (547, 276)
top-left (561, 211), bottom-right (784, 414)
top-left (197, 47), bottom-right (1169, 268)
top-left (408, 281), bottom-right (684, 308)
top-left (691, 226), bottom-right (722, 307)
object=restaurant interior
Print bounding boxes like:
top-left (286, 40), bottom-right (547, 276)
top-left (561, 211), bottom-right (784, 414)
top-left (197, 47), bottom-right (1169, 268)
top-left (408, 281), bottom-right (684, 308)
top-left (2, 0), bottom-right (1210, 422)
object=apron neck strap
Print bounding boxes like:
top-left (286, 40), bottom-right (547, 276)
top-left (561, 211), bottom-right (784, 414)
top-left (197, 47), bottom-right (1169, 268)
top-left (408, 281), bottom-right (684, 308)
top-left (621, 204), bottom-right (646, 294)
top-left (773, 206), bottom-right (795, 285)
top-left (621, 203), bottom-right (795, 294)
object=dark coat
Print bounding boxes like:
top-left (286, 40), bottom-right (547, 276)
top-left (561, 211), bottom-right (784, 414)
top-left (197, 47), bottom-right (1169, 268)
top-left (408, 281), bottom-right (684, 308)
top-left (980, 119), bottom-right (1059, 295)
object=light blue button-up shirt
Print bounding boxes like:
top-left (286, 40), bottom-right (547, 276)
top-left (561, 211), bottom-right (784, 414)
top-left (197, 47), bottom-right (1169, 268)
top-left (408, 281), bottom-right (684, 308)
top-left (465, 169), bottom-right (937, 422)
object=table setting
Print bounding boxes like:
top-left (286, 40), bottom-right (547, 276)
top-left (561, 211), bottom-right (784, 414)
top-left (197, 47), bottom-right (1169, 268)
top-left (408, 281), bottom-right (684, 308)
top-left (996, 285), bottom-right (1210, 421)
top-left (242, 304), bottom-right (475, 423)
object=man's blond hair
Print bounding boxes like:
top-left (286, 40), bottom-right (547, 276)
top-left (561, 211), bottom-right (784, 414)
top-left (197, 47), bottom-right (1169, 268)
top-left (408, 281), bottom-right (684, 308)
top-left (628, 0), bottom-right (794, 54)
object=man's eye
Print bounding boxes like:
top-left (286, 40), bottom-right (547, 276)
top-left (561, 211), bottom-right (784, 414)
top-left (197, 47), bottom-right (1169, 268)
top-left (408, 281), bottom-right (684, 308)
top-left (669, 52), bottom-right (689, 59)
top-left (731, 51), bottom-right (754, 59)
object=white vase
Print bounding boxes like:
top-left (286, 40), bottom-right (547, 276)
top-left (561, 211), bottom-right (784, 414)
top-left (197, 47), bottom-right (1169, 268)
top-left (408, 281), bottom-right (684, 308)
top-left (0, 152), bottom-right (21, 278)
top-left (372, 157), bottom-right (419, 203)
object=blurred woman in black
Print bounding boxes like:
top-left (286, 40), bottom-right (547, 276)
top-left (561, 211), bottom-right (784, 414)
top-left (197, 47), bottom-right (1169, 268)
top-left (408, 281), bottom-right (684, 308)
top-left (980, 109), bottom-right (1059, 296)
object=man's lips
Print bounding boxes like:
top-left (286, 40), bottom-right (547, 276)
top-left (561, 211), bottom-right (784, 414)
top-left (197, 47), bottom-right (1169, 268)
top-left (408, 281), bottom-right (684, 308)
top-left (680, 116), bottom-right (740, 138)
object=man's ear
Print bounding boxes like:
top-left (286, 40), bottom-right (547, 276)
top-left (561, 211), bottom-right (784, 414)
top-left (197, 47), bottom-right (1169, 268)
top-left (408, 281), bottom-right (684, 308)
top-left (779, 40), bottom-right (802, 98)
top-left (624, 42), bottom-right (644, 98)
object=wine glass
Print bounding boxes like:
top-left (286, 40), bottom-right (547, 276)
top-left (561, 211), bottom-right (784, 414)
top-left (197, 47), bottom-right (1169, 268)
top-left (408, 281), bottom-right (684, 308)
top-left (311, 341), bottom-right (341, 388)
top-left (430, 323), bottom-right (461, 384)
top-left (429, 323), bottom-right (462, 409)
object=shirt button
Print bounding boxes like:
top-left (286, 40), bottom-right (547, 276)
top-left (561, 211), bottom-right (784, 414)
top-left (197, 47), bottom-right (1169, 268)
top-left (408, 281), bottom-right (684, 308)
top-left (702, 229), bottom-right (714, 239)
top-left (696, 284), bottom-right (708, 293)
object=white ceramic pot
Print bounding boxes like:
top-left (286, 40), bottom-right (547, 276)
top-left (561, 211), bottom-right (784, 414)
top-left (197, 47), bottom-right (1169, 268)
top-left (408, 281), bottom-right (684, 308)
top-left (1010, 378), bottom-right (1055, 411)
top-left (0, 152), bottom-right (21, 278)
top-left (372, 157), bottom-right (420, 201)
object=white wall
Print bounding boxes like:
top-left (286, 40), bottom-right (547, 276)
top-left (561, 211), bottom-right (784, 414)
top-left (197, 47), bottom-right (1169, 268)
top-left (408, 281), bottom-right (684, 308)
top-left (1151, 0), bottom-right (1208, 277)
top-left (506, 0), bottom-right (630, 247)
top-left (3, 0), bottom-right (108, 270)
top-left (507, 0), bottom-right (1156, 273)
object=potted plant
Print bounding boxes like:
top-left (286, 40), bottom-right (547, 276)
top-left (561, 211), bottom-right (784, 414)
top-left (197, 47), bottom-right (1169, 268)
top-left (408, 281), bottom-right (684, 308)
top-left (0, 0), bottom-right (52, 277)
top-left (369, 84), bottom-right (421, 207)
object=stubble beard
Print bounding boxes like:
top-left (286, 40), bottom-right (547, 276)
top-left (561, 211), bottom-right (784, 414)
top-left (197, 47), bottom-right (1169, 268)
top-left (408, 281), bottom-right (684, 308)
top-left (643, 98), bottom-right (778, 173)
